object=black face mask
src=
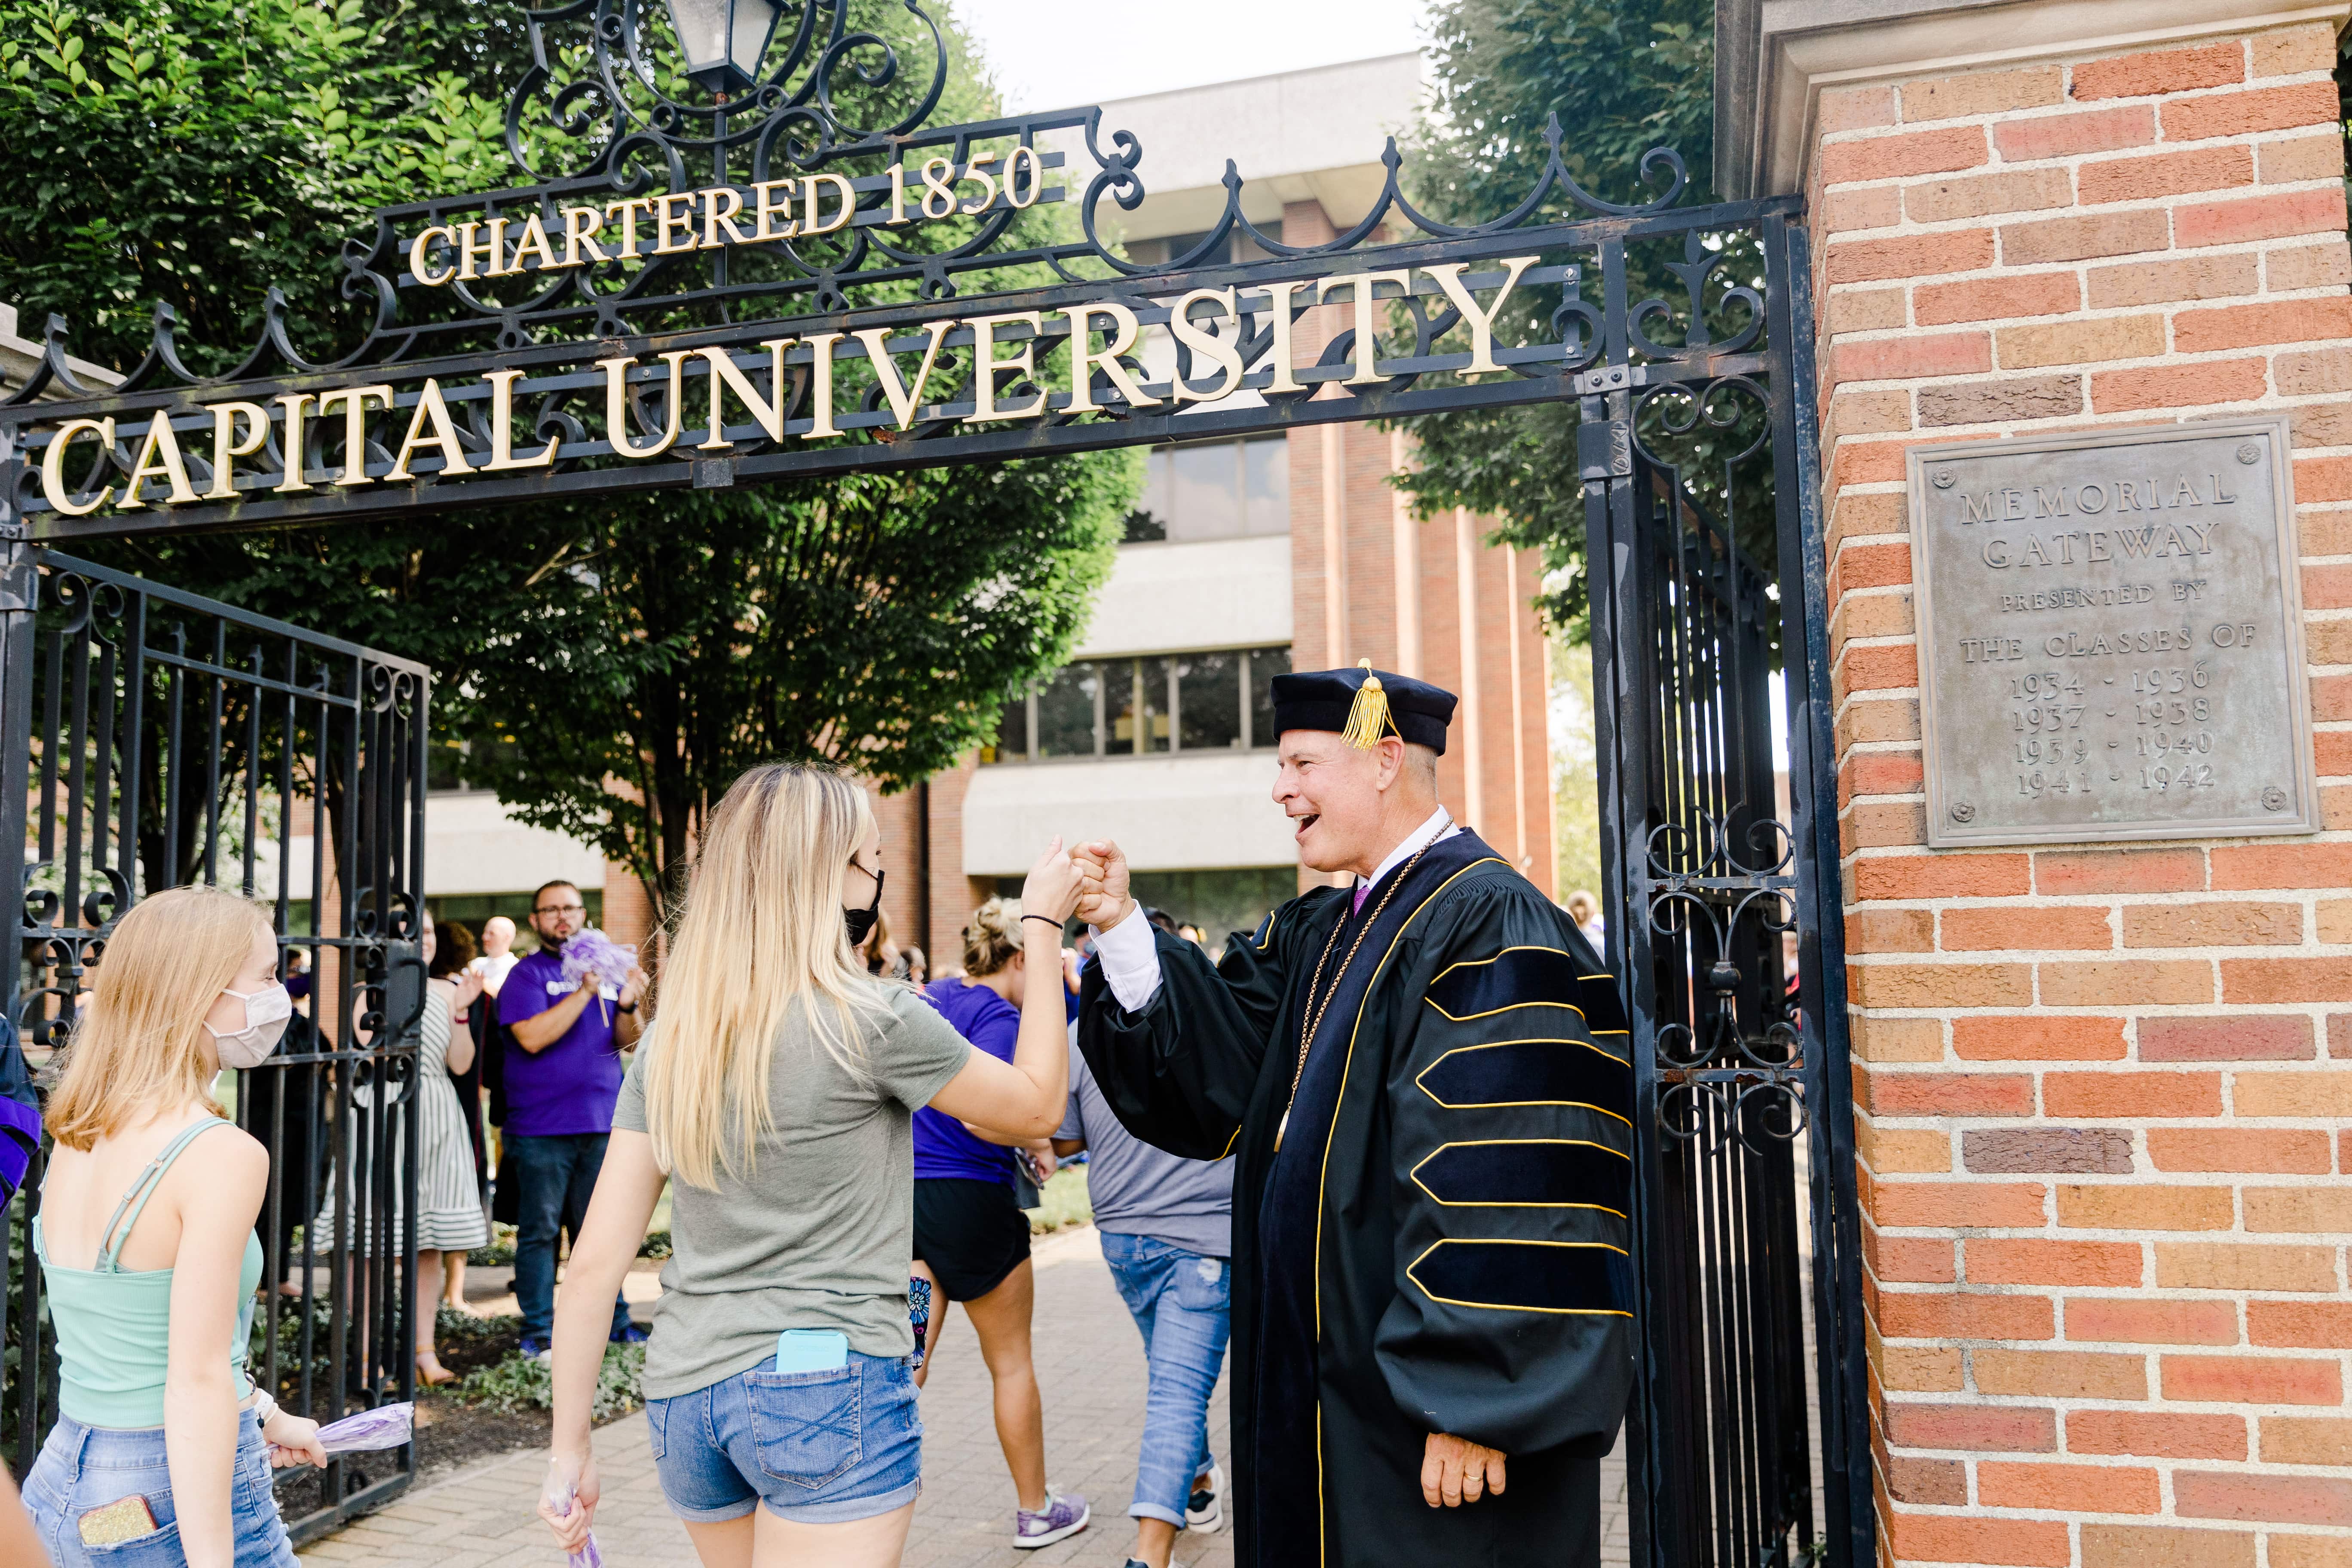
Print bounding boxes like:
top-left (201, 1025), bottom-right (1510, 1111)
top-left (844, 866), bottom-right (885, 946)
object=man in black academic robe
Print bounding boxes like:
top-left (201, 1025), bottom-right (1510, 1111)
top-left (1072, 664), bottom-right (1634, 1568)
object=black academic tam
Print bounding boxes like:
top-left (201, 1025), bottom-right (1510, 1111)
top-left (1078, 830), bottom-right (1635, 1568)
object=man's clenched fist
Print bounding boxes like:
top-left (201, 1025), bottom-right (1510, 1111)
top-left (1421, 1433), bottom-right (1507, 1508)
top-left (1070, 839), bottom-right (1134, 930)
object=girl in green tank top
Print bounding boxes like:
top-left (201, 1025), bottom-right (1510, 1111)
top-left (23, 887), bottom-right (331, 1568)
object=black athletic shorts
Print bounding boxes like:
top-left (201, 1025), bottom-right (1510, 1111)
top-left (912, 1176), bottom-right (1032, 1302)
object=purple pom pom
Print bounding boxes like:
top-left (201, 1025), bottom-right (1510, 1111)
top-left (560, 930), bottom-right (635, 993)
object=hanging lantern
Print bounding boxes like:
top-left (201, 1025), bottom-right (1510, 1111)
top-left (662, 0), bottom-right (782, 95)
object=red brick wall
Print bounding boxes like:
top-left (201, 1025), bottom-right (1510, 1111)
top-left (1808, 23), bottom-right (2352, 1564)
top-left (865, 781), bottom-right (925, 960)
top-left (600, 859), bottom-right (655, 958)
top-left (923, 756), bottom-right (983, 964)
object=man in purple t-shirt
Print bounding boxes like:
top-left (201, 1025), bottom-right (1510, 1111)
top-left (499, 879), bottom-right (648, 1357)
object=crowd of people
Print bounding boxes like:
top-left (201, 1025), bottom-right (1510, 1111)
top-left (0, 784), bottom-right (1244, 1568)
top-left (2, 662), bottom-right (1629, 1568)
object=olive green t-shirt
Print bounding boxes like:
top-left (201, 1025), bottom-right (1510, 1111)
top-left (613, 982), bottom-right (973, 1400)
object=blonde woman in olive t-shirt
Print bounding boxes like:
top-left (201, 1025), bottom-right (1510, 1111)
top-left (539, 763), bottom-right (1084, 1568)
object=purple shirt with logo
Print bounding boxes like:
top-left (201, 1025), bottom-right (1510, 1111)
top-left (913, 980), bottom-right (1019, 1184)
top-left (497, 947), bottom-right (624, 1137)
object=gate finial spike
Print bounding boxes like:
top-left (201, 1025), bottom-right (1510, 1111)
top-left (1342, 658), bottom-right (1393, 750)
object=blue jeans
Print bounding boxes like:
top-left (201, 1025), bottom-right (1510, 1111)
top-left (24, 1409), bottom-right (297, 1568)
top-left (1100, 1232), bottom-right (1231, 1527)
top-left (510, 1131), bottom-right (632, 1342)
top-left (646, 1352), bottom-right (923, 1525)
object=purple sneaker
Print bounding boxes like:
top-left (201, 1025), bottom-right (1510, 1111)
top-left (1014, 1491), bottom-right (1090, 1549)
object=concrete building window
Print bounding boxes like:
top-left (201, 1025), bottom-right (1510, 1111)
top-left (1035, 662), bottom-right (1100, 759)
top-left (984, 645), bottom-right (1290, 763)
top-left (1111, 657), bottom-right (1172, 753)
top-left (995, 683), bottom-right (1029, 759)
top-left (1176, 651), bottom-right (1241, 751)
top-left (1125, 438), bottom-right (1289, 543)
top-left (1248, 643), bottom-right (1288, 749)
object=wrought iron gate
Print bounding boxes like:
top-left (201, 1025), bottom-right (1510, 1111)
top-left (0, 3), bottom-right (1872, 1544)
top-left (1581, 220), bottom-right (1869, 1566)
top-left (0, 548), bottom-right (430, 1541)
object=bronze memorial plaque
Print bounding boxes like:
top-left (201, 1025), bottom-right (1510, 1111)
top-left (1908, 417), bottom-right (2318, 848)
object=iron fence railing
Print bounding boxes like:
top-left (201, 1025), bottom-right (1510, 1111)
top-left (2, 550), bottom-right (429, 1544)
top-left (1583, 213), bottom-right (1871, 1568)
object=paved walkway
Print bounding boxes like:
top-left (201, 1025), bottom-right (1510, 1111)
top-left (303, 1228), bottom-right (1627, 1568)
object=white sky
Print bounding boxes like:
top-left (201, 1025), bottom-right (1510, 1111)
top-left (946, 0), bottom-right (1431, 113)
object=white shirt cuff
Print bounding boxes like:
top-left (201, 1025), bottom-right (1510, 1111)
top-left (1090, 903), bottom-right (1163, 1013)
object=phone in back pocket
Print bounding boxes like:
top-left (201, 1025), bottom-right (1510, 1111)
top-left (78, 1495), bottom-right (161, 1546)
top-left (774, 1329), bottom-right (850, 1374)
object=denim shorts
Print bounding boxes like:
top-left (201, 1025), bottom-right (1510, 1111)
top-left (646, 1351), bottom-right (922, 1525)
top-left (24, 1408), bottom-right (297, 1568)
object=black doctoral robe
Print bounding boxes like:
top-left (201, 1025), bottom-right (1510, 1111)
top-left (1078, 829), bottom-right (1635, 1568)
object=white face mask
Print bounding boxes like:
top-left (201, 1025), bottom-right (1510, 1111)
top-left (208, 983), bottom-right (293, 1069)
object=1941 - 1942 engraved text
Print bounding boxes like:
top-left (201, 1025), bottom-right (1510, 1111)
top-left (1909, 419), bottom-right (2317, 847)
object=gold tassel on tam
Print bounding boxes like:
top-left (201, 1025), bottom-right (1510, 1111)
top-left (1341, 657), bottom-right (1393, 750)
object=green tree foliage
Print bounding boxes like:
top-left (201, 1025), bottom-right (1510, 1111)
top-left (0, 0), bottom-right (1132, 915)
top-left (0, 0), bottom-right (508, 370)
top-left (1393, 0), bottom-right (1717, 638)
top-left (440, 455), bottom-right (1133, 911)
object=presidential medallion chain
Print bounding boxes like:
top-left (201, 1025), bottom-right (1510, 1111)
top-left (1276, 844), bottom-right (1430, 1151)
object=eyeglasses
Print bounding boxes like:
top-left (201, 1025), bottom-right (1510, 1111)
top-left (534, 903), bottom-right (586, 917)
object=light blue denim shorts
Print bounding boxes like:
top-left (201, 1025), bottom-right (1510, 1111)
top-left (646, 1350), bottom-right (922, 1525)
top-left (24, 1407), bottom-right (298, 1568)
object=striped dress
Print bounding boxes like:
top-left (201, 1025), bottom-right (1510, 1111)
top-left (316, 989), bottom-right (490, 1254)
top-left (412, 990), bottom-right (490, 1253)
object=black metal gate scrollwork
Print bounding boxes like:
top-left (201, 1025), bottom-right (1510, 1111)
top-left (0, 2), bottom-right (1869, 1555)
top-left (0, 552), bottom-right (430, 1544)
top-left (1581, 218), bottom-right (1870, 1566)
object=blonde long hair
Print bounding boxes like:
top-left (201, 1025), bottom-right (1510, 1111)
top-left (642, 763), bottom-right (893, 1189)
top-left (46, 885), bottom-right (271, 1150)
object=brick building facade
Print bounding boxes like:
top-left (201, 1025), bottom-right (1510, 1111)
top-left (880, 59), bottom-right (1553, 964)
top-left (873, 371), bottom-right (1553, 965)
top-left (1722, 0), bottom-right (2352, 1559)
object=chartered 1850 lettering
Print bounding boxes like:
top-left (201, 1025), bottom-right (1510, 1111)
top-left (403, 151), bottom-right (1053, 285)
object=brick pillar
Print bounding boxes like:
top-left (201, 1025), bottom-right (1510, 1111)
top-left (1390, 429), bottom-right (1424, 676)
top-left (920, 754), bottom-right (982, 964)
top-left (1793, 16), bottom-right (2352, 1565)
top-left (600, 860), bottom-right (654, 957)
top-left (863, 780), bottom-right (924, 961)
top-left (1506, 545), bottom-right (1555, 887)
